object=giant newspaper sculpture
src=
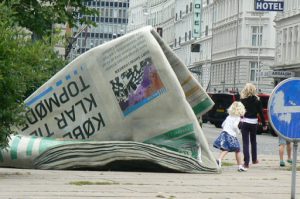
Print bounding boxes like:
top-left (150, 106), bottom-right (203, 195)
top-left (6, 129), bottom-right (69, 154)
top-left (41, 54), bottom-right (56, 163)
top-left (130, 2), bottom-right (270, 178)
top-left (0, 27), bottom-right (218, 173)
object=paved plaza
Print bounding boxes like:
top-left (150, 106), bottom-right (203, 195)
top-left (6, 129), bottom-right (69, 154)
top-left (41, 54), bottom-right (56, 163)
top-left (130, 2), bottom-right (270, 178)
top-left (0, 153), bottom-right (298, 199)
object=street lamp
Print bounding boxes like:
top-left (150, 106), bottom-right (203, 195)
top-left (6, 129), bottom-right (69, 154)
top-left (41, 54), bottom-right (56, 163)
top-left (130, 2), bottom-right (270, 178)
top-left (143, 0), bottom-right (150, 26)
top-left (65, 25), bottom-right (88, 60)
top-left (257, 12), bottom-right (263, 90)
top-left (233, 0), bottom-right (240, 92)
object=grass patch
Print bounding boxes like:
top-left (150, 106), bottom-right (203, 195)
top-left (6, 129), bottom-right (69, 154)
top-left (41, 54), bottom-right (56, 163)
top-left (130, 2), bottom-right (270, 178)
top-left (155, 194), bottom-right (176, 198)
top-left (69, 180), bottom-right (119, 186)
top-left (1, 172), bottom-right (31, 176)
top-left (262, 178), bottom-right (278, 180)
top-left (287, 166), bottom-right (300, 171)
top-left (222, 161), bottom-right (235, 167)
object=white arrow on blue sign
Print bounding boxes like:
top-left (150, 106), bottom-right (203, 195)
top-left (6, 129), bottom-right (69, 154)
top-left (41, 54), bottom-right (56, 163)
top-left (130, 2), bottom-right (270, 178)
top-left (255, 0), bottom-right (284, 11)
top-left (268, 78), bottom-right (300, 141)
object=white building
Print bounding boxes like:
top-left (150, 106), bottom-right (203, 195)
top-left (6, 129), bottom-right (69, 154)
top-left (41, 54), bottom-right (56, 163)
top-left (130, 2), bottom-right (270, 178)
top-left (128, 0), bottom-right (277, 93)
top-left (192, 0), bottom-right (214, 90)
top-left (127, 0), bottom-right (175, 46)
top-left (173, 0), bottom-right (204, 84)
top-left (273, 0), bottom-right (300, 85)
top-left (127, 0), bottom-right (148, 31)
top-left (205, 0), bottom-right (276, 94)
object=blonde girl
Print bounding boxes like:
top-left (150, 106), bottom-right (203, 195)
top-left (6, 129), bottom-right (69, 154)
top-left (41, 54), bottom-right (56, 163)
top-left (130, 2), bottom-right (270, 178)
top-left (213, 101), bottom-right (247, 172)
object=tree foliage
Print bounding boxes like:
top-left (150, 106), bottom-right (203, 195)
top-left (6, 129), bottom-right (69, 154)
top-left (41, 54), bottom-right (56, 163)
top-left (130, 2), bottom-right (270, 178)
top-left (1, 0), bottom-right (98, 38)
top-left (0, 3), bottom-right (68, 148)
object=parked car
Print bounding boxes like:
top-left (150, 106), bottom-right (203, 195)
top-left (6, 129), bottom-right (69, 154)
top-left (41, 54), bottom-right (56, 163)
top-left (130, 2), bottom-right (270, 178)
top-left (202, 92), bottom-right (240, 128)
top-left (257, 93), bottom-right (277, 136)
top-left (202, 92), bottom-right (277, 135)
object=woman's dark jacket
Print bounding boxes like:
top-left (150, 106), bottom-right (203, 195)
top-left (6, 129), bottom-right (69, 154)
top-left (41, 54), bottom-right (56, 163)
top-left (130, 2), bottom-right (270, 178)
top-left (240, 95), bottom-right (266, 126)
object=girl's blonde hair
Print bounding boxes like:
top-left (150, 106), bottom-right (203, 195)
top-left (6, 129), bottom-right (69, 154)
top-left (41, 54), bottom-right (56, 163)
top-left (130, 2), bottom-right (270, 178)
top-left (240, 83), bottom-right (258, 99)
top-left (227, 101), bottom-right (245, 116)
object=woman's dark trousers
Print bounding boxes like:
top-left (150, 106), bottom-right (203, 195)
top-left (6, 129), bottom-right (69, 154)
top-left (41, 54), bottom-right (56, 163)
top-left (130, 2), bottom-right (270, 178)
top-left (241, 122), bottom-right (258, 166)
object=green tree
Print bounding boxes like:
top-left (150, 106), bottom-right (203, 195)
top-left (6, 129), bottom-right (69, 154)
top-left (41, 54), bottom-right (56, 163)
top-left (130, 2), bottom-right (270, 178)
top-left (1, 0), bottom-right (98, 39)
top-left (0, 3), bottom-right (67, 148)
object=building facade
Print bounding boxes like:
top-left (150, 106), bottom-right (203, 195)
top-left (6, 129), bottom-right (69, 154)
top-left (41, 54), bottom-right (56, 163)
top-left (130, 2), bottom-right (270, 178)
top-left (173, 0), bottom-right (201, 83)
top-left (127, 0), bottom-right (175, 46)
top-left (206, 0), bottom-right (276, 94)
top-left (127, 0), bottom-right (277, 93)
top-left (273, 0), bottom-right (300, 84)
top-left (192, 0), bottom-right (214, 90)
top-left (68, 0), bottom-right (129, 61)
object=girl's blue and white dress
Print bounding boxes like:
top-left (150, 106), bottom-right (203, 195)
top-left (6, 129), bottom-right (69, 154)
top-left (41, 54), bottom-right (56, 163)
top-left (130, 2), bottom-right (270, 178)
top-left (213, 115), bottom-right (241, 152)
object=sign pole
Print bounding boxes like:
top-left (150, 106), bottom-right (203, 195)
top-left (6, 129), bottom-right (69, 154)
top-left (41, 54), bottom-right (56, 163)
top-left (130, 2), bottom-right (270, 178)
top-left (291, 141), bottom-right (298, 199)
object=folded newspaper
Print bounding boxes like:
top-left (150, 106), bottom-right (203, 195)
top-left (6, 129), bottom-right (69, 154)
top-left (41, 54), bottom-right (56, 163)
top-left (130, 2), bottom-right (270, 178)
top-left (0, 26), bottom-right (218, 173)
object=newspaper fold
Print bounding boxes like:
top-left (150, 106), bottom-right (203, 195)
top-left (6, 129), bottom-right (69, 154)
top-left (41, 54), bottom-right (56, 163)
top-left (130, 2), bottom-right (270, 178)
top-left (0, 26), bottom-right (218, 173)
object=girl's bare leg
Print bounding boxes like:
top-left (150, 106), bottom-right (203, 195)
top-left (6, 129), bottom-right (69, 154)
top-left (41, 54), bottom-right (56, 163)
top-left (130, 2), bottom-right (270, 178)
top-left (219, 150), bottom-right (228, 161)
top-left (236, 151), bottom-right (242, 165)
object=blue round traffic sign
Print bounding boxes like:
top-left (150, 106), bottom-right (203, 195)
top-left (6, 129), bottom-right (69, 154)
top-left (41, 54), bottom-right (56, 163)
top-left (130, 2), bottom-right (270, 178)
top-left (268, 77), bottom-right (300, 141)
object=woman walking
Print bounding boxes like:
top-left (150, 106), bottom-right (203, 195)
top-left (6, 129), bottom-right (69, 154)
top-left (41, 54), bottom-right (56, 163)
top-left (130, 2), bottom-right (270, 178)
top-left (240, 83), bottom-right (267, 168)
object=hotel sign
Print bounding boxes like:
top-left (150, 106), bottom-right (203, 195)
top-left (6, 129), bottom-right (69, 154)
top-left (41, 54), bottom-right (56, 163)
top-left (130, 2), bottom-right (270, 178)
top-left (254, 0), bottom-right (284, 11)
top-left (193, 0), bottom-right (202, 38)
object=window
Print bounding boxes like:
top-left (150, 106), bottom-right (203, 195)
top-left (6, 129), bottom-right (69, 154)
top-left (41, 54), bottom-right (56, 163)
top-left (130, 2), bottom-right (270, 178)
top-left (109, 9), bottom-right (113, 17)
top-left (250, 61), bottom-right (258, 81)
top-left (251, 26), bottom-right (263, 46)
top-left (190, 3), bottom-right (193, 12)
top-left (186, 5), bottom-right (189, 14)
top-left (294, 26), bottom-right (298, 60)
top-left (113, 9), bottom-right (118, 18)
top-left (205, 25), bottom-right (208, 36)
top-left (191, 44), bottom-right (200, 52)
top-left (123, 9), bottom-right (127, 18)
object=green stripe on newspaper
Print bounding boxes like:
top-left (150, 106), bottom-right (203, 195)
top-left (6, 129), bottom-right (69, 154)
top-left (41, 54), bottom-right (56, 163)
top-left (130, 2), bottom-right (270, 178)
top-left (192, 97), bottom-right (213, 115)
top-left (11, 136), bottom-right (21, 160)
top-left (26, 136), bottom-right (38, 156)
top-left (143, 124), bottom-right (198, 158)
